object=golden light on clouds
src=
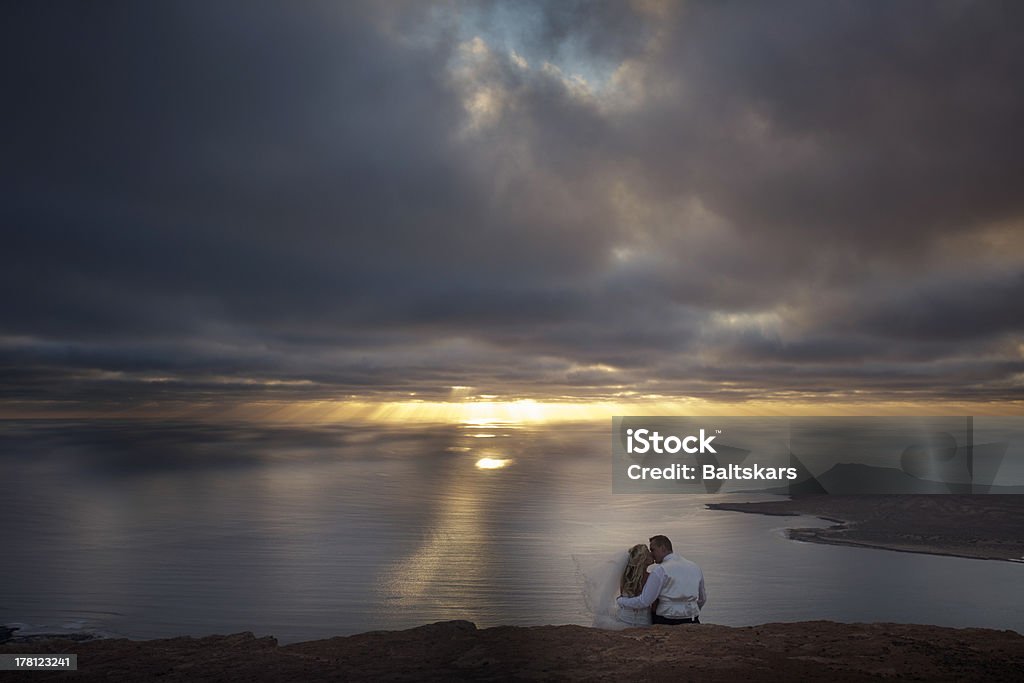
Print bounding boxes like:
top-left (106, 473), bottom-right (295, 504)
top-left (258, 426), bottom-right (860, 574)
top-left (14, 395), bottom-right (1017, 423)
top-left (241, 398), bottom-right (1021, 423)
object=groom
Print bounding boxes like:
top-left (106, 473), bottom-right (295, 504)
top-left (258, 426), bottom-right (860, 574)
top-left (616, 535), bottom-right (706, 624)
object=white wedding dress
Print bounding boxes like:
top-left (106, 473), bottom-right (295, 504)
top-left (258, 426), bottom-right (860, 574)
top-left (574, 551), bottom-right (652, 629)
top-left (617, 602), bottom-right (653, 626)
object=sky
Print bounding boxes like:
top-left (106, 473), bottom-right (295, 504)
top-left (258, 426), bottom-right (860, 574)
top-left (2, 1), bottom-right (1023, 421)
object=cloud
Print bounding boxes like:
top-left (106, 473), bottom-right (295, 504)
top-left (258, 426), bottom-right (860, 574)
top-left (1, 1), bottom-right (1023, 411)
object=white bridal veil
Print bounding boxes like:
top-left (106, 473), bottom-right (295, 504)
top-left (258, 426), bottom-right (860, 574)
top-left (573, 550), bottom-right (631, 630)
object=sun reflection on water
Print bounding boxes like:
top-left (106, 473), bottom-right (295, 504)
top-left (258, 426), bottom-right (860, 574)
top-left (474, 457), bottom-right (511, 470)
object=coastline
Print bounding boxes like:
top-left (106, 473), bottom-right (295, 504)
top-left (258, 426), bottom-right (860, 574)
top-left (707, 495), bottom-right (1024, 562)
top-left (3, 620), bottom-right (1022, 681)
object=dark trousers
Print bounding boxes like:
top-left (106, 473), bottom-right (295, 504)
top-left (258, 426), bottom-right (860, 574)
top-left (653, 614), bottom-right (700, 625)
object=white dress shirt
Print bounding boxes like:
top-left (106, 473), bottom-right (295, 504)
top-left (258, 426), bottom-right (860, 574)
top-left (616, 553), bottom-right (706, 619)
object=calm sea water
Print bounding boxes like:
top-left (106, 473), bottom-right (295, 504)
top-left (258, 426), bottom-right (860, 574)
top-left (2, 419), bottom-right (1022, 644)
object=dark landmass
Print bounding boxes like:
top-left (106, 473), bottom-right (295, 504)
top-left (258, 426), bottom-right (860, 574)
top-left (2, 620), bottom-right (1023, 681)
top-left (750, 462), bottom-right (1024, 496)
top-left (708, 495), bottom-right (1024, 561)
top-left (1, 627), bottom-right (100, 645)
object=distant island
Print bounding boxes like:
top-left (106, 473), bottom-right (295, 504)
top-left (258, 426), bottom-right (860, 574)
top-left (708, 494), bottom-right (1024, 562)
top-left (751, 462), bottom-right (1024, 496)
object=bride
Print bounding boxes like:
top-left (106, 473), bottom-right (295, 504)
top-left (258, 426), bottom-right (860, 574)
top-left (617, 544), bottom-right (655, 626)
top-left (576, 542), bottom-right (656, 628)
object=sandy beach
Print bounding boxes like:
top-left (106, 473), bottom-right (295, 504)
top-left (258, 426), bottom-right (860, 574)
top-left (707, 495), bottom-right (1024, 562)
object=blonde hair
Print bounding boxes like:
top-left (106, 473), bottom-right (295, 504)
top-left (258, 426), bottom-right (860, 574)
top-left (620, 544), bottom-right (653, 597)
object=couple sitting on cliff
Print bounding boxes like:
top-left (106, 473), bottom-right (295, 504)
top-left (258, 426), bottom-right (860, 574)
top-left (616, 535), bottom-right (707, 626)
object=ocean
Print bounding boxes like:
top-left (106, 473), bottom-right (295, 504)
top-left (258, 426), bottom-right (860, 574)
top-left (2, 419), bottom-right (1022, 644)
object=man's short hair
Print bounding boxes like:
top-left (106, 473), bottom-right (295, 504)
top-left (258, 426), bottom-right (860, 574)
top-left (649, 535), bottom-right (673, 552)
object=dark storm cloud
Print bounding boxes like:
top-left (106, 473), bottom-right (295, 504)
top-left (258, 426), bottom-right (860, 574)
top-left (2, 0), bottom-right (1023, 410)
top-left (850, 273), bottom-right (1024, 341)
top-left (631, 0), bottom-right (1024, 253)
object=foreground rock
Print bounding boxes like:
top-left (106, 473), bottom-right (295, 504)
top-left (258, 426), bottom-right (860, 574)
top-left (3, 620), bottom-right (1022, 681)
top-left (708, 495), bottom-right (1024, 561)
